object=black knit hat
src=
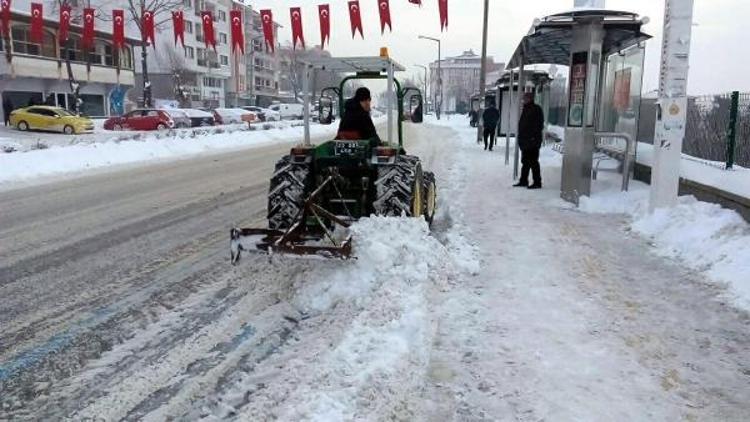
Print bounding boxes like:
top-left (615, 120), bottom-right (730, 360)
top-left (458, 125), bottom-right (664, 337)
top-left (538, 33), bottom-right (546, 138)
top-left (354, 87), bottom-right (371, 102)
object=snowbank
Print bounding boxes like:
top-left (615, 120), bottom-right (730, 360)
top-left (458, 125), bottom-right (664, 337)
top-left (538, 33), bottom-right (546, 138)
top-left (580, 177), bottom-right (750, 311)
top-left (0, 122), bottom-right (338, 186)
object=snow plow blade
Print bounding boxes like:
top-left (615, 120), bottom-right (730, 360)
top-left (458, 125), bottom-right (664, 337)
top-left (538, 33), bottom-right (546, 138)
top-left (230, 227), bottom-right (352, 263)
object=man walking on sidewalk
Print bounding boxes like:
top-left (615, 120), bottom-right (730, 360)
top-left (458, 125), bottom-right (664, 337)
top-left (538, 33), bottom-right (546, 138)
top-left (514, 93), bottom-right (544, 189)
top-left (482, 102), bottom-right (500, 151)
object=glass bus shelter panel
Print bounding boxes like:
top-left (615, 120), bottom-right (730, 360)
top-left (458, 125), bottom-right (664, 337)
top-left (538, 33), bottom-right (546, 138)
top-left (596, 45), bottom-right (646, 148)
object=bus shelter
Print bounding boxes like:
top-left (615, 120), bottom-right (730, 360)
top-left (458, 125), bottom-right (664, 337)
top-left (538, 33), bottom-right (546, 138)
top-left (507, 8), bottom-right (651, 204)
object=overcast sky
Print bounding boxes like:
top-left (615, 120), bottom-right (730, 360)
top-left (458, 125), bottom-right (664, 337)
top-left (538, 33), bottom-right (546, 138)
top-left (249, 0), bottom-right (749, 95)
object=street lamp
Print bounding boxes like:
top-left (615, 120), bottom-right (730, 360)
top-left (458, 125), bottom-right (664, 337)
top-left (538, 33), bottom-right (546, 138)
top-left (418, 35), bottom-right (442, 120)
top-left (414, 64), bottom-right (428, 112)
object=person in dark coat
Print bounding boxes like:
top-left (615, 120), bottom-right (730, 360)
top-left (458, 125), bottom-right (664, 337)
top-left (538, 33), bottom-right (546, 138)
top-left (482, 102), bottom-right (500, 151)
top-left (514, 92), bottom-right (545, 189)
top-left (3, 98), bottom-right (13, 126)
top-left (337, 87), bottom-right (380, 143)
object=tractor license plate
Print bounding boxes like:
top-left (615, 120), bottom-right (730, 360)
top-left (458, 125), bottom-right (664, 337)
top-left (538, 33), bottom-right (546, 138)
top-left (335, 141), bottom-right (359, 156)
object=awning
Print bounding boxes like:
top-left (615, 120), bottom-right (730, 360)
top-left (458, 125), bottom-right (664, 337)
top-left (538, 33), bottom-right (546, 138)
top-left (506, 9), bottom-right (651, 69)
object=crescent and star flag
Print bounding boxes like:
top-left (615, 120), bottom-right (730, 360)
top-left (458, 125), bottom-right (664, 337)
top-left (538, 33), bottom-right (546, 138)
top-left (59, 2), bottom-right (71, 45)
top-left (439, 0), bottom-right (448, 31)
top-left (377, 0), bottom-right (391, 34)
top-left (318, 4), bottom-right (330, 48)
top-left (230, 9), bottom-right (244, 54)
top-left (260, 9), bottom-right (275, 52)
top-left (112, 9), bottom-right (125, 50)
top-left (0, 0), bottom-right (12, 38)
top-left (82, 7), bottom-right (95, 50)
top-left (348, 0), bottom-right (363, 39)
top-left (201, 11), bottom-right (216, 50)
top-left (30, 3), bottom-right (43, 43)
top-left (290, 7), bottom-right (304, 49)
top-left (172, 11), bottom-right (185, 47)
top-left (142, 9), bottom-right (156, 48)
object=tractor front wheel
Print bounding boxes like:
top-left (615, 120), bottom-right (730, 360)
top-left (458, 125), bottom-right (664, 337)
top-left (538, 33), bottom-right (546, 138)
top-left (267, 155), bottom-right (311, 230)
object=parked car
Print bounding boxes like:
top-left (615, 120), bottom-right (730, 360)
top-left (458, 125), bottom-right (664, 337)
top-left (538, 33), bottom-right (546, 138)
top-left (10, 106), bottom-right (94, 135)
top-left (213, 108), bottom-right (256, 125)
top-left (241, 106), bottom-right (281, 122)
top-left (181, 108), bottom-right (216, 127)
top-left (103, 109), bottom-right (175, 131)
top-left (268, 103), bottom-right (304, 120)
top-left (160, 108), bottom-right (191, 128)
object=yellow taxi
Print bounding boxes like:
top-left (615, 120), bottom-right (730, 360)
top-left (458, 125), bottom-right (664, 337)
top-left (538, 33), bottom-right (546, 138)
top-left (10, 106), bottom-right (94, 135)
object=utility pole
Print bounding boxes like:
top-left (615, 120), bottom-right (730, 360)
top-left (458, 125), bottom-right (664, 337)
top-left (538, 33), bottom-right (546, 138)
top-left (419, 35), bottom-right (442, 120)
top-left (477, 0), bottom-right (490, 143)
top-left (650, 0), bottom-right (694, 211)
top-left (414, 64), bottom-right (428, 110)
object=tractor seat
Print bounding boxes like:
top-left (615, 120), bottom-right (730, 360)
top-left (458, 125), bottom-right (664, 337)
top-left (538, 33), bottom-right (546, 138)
top-left (336, 130), bottom-right (362, 140)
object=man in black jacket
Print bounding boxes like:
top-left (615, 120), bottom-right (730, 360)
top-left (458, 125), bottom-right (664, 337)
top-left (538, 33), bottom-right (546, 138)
top-left (337, 87), bottom-right (380, 143)
top-left (482, 102), bottom-right (500, 151)
top-left (514, 93), bottom-right (545, 189)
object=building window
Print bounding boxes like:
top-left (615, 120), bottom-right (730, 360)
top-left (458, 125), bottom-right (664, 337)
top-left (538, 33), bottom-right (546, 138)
top-left (102, 44), bottom-right (115, 66)
top-left (203, 77), bottom-right (222, 88)
top-left (197, 47), bottom-right (206, 66)
top-left (220, 55), bottom-right (228, 66)
top-left (218, 10), bottom-right (226, 22)
top-left (120, 46), bottom-right (133, 69)
top-left (185, 46), bottom-right (194, 59)
top-left (196, 23), bottom-right (203, 42)
top-left (61, 35), bottom-right (82, 61)
top-left (12, 25), bottom-right (56, 58)
top-left (183, 0), bottom-right (191, 8)
top-left (219, 33), bottom-right (227, 45)
top-left (185, 21), bottom-right (193, 34)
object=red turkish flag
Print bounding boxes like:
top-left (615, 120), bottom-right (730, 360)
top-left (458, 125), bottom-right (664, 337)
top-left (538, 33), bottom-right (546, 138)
top-left (318, 4), bottom-right (330, 48)
top-left (0, 0), bottom-right (11, 38)
top-left (439, 0), bottom-right (448, 31)
top-left (348, 1), bottom-right (363, 39)
top-left (58, 2), bottom-right (71, 45)
top-left (82, 7), bottom-right (95, 50)
top-left (201, 11), bottom-right (216, 50)
top-left (142, 9), bottom-right (156, 48)
top-left (30, 3), bottom-right (43, 43)
top-left (260, 9), bottom-right (275, 53)
top-left (377, 0), bottom-right (391, 34)
top-left (230, 9), bottom-right (244, 54)
top-left (172, 11), bottom-right (185, 47)
top-left (290, 7), bottom-right (304, 50)
top-left (112, 9), bottom-right (125, 50)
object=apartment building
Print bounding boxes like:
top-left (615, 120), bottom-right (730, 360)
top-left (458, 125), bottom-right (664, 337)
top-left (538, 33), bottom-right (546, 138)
top-left (0, 3), bottom-right (137, 117)
top-left (429, 49), bottom-right (503, 113)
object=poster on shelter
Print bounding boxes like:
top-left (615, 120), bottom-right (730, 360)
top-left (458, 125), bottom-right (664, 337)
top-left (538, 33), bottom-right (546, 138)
top-left (568, 52), bottom-right (588, 127)
top-left (613, 68), bottom-right (632, 112)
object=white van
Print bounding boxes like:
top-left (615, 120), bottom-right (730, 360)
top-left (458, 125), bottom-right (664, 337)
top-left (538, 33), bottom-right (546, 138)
top-left (269, 103), bottom-right (304, 120)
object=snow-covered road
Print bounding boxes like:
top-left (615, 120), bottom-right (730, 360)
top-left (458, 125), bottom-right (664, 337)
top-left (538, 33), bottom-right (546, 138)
top-left (1, 118), bottom-right (748, 420)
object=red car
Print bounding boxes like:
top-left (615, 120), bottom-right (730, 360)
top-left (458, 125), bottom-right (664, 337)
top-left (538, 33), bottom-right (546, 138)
top-left (104, 109), bottom-right (175, 131)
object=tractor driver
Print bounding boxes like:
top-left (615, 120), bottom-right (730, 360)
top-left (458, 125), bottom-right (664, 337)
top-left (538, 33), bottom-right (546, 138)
top-left (337, 87), bottom-right (381, 144)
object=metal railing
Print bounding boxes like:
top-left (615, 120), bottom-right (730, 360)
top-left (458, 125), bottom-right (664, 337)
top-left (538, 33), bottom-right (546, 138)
top-left (594, 132), bottom-right (635, 191)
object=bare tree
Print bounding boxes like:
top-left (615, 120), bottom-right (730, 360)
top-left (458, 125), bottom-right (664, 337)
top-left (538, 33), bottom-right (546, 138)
top-left (124, 0), bottom-right (182, 107)
top-left (155, 40), bottom-right (192, 107)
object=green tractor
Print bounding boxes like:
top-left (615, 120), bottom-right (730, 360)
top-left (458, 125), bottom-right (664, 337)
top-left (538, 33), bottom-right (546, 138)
top-left (231, 54), bottom-right (435, 262)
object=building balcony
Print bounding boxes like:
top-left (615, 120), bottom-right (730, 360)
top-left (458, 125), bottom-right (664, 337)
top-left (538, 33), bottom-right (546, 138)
top-left (0, 54), bottom-right (135, 86)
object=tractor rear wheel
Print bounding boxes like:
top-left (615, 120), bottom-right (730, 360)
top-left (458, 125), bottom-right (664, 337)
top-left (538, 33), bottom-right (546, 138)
top-left (267, 156), bottom-right (311, 230)
top-left (422, 171), bottom-right (437, 225)
top-left (373, 155), bottom-right (424, 218)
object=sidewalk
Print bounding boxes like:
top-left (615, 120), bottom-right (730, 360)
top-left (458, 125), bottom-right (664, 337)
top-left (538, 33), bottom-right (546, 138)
top-left (411, 119), bottom-right (750, 421)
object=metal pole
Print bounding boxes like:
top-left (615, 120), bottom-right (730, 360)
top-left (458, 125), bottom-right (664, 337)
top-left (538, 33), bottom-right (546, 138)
top-left (437, 39), bottom-right (442, 120)
top-left (727, 91), bottom-right (739, 169)
top-left (387, 61), bottom-right (394, 145)
top-left (415, 64), bottom-right (428, 109)
top-left (477, 0), bottom-right (490, 144)
top-left (302, 64), bottom-right (311, 146)
top-left (513, 53), bottom-right (526, 179)
top-left (505, 70), bottom-right (513, 165)
top-left (650, 0), bottom-right (695, 210)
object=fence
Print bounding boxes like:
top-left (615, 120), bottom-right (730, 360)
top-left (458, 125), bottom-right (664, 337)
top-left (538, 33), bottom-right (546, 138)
top-left (639, 91), bottom-right (750, 169)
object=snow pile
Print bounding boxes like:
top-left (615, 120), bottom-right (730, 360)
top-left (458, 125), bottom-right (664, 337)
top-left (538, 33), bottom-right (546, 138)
top-left (581, 182), bottom-right (750, 311)
top-left (293, 216), bottom-right (450, 313)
